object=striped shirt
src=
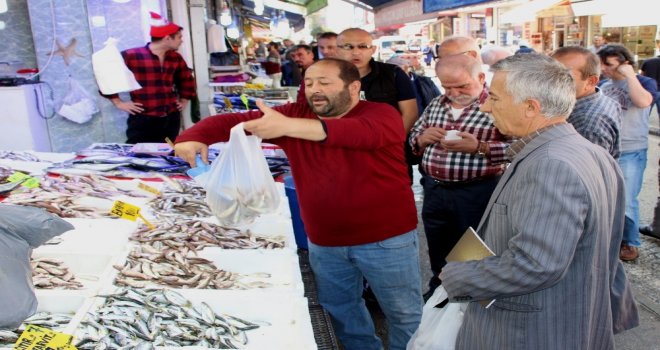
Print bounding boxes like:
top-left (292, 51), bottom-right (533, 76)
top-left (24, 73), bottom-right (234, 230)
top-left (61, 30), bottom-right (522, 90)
top-left (409, 87), bottom-right (508, 182)
top-left (104, 44), bottom-right (196, 117)
top-left (568, 88), bottom-right (621, 158)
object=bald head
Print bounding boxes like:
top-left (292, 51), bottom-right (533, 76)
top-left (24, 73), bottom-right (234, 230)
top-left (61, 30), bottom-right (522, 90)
top-left (436, 54), bottom-right (482, 79)
top-left (438, 36), bottom-right (482, 63)
top-left (481, 45), bottom-right (512, 66)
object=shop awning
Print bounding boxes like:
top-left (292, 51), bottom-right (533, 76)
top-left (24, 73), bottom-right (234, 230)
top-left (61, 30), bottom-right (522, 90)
top-left (570, 0), bottom-right (658, 27)
top-left (423, 0), bottom-right (492, 13)
top-left (499, 0), bottom-right (565, 24)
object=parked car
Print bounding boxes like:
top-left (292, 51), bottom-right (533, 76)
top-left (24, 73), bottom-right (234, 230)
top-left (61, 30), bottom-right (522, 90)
top-left (374, 36), bottom-right (408, 62)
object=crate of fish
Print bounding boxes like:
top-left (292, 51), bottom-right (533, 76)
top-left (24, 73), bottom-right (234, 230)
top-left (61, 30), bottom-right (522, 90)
top-left (34, 218), bottom-right (137, 255)
top-left (109, 247), bottom-right (304, 295)
top-left (31, 252), bottom-right (117, 294)
top-left (0, 293), bottom-right (92, 347)
top-left (73, 288), bottom-right (316, 349)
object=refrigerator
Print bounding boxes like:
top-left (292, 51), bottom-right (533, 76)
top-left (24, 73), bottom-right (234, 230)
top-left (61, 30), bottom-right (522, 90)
top-left (0, 84), bottom-right (52, 151)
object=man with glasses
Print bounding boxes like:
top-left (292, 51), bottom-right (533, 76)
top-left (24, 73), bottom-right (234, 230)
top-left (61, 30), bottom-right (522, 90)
top-left (336, 28), bottom-right (418, 132)
top-left (597, 44), bottom-right (657, 261)
top-left (408, 54), bottom-right (509, 300)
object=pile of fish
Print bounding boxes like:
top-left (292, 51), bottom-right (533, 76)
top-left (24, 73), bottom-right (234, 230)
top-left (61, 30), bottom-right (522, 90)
top-left (76, 288), bottom-right (262, 349)
top-left (132, 218), bottom-right (286, 251)
top-left (0, 312), bottom-right (73, 346)
top-left (149, 182), bottom-right (213, 218)
top-left (0, 151), bottom-right (44, 162)
top-left (3, 174), bottom-right (147, 218)
top-left (31, 257), bottom-right (84, 290)
top-left (114, 244), bottom-right (272, 290)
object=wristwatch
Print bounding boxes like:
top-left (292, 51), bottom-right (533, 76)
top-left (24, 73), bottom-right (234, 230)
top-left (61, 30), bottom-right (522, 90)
top-left (476, 141), bottom-right (487, 158)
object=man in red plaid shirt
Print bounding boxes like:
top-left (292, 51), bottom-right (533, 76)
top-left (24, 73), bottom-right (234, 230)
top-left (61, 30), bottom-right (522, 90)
top-left (103, 12), bottom-right (196, 144)
top-left (408, 53), bottom-right (509, 299)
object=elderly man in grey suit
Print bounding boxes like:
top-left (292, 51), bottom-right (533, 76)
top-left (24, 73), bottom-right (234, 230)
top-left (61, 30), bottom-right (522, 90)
top-left (439, 54), bottom-right (639, 349)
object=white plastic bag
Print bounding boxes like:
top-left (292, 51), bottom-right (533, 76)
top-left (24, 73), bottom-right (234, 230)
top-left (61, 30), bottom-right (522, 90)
top-left (57, 77), bottom-right (99, 124)
top-left (92, 37), bottom-right (141, 94)
top-left (406, 286), bottom-right (467, 350)
top-left (196, 122), bottom-right (280, 226)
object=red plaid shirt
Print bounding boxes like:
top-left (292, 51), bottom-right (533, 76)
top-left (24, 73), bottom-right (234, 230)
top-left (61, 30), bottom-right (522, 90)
top-left (409, 87), bottom-right (509, 182)
top-left (104, 44), bottom-right (196, 117)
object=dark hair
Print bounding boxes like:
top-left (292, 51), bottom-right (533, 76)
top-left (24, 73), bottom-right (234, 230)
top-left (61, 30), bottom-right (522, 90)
top-left (318, 32), bottom-right (338, 40)
top-left (313, 58), bottom-right (360, 86)
top-left (552, 46), bottom-right (601, 78)
top-left (597, 44), bottom-right (634, 65)
top-left (268, 41), bottom-right (280, 50)
top-left (150, 28), bottom-right (183, 43)
top-left (294, 44), bottom-right (313, 53)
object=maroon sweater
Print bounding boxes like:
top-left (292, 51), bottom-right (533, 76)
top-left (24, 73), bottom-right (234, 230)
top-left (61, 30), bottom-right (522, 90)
top-left (176, 101), bottom-right (417, 246)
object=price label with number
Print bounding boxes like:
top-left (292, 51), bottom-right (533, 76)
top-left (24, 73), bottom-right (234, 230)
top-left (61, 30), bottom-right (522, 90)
top-left (14, 325), bottom-right (76, 350)
top-left (137, 182), bottom-right (161, 196)
top-left (110, 200), bottom-right (141, 221)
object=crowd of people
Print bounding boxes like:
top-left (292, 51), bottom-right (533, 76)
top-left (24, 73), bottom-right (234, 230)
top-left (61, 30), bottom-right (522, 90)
top-left (172, 28), bottom-right (659, 350)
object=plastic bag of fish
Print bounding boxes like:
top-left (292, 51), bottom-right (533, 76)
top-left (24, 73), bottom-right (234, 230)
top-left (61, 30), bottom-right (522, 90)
top-left (193, 123), bottom-right (280, 227)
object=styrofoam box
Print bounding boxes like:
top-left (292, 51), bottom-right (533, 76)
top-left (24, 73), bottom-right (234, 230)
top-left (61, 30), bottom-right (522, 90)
top-left (35, 218), bottom-right (136, 255)
top-left (197, 249), bottom-right (303, 295)
top-left (200, 214), bottom-right (296, 250)
top-left (31, 251), bottom-right (116, 295)
top-left (75, 289), bottom-right (316, 350)
top-left (105, 249), bottom-right (303, 295)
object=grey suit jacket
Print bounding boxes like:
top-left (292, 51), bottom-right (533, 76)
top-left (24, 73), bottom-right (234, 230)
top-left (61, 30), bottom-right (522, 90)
top-left (440, 123), bottom-right (639, 350)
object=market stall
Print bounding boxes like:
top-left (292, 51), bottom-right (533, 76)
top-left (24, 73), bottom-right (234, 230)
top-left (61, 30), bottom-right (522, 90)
top-left (0, 147), bottom-right (337, 349)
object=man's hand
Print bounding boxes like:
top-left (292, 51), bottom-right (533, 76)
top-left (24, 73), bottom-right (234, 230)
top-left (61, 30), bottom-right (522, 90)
top-left (112, 99), bottom-right (144, 115)
top-left (417, 127), bottom-right (446, 148)
top-left (174, 141), bottom-right (208, 167)
top-left (243, 100), bottom-right (290, 139)
top-left (441, 131), bottom-right (479, 153)
top-left (177, 99), bottom-right (189, 111)
top-left (617, 63), bottom-right (637, 79)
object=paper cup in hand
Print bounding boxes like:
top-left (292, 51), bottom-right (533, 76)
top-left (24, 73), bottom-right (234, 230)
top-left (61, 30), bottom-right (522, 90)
top-left (445, 130), bottom-right (462, 140)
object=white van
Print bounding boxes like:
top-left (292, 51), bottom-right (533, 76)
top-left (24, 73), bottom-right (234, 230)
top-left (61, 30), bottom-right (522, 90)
top-left (373, 36), bottom-right (408, 62)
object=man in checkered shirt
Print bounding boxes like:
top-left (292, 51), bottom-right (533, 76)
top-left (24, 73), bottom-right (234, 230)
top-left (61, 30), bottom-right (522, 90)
top-left (408, 54), bottom-right (509, 299)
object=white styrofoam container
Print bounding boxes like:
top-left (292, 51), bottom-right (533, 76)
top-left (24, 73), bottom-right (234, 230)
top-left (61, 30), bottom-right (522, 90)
top-left (75, 288), bottom-right (316, 350)
top-left (197, 249), bottom-right (303, 295)
top-left (105, 249), bottom-right (303, 295)
top-left (35, 218), bottom-right (136, 255)
top-left (31, 251), bottom-right (116, 294)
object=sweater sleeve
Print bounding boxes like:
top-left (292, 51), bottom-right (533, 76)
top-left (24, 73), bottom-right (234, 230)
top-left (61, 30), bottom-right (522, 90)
top-left (175, 109), bottom-right (263, 145)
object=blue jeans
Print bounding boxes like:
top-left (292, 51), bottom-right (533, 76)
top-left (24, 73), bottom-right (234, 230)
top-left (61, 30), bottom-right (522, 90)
top-left (308, 231), bottom-right (423, 350)
top-left (618, 149), bottom-right (648, 247)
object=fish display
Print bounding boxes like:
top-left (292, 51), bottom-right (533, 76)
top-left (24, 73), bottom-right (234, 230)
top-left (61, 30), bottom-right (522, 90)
top-left (76, 288), bottom-right (262, 349)
top-left (149, 180), bottom-right (213, 218)
top-left (0, 151), bottom-right (44, 162)
top-left (114, 244), bottom-right (272, 290)
top-left (31, 257), bottom-right (85, 290)
top-left (0, 312), bottom-right (73, 346)
top-left (132, 218), bottom-right (286, 251)
top-left (3, 174), bottom-right (147, 218)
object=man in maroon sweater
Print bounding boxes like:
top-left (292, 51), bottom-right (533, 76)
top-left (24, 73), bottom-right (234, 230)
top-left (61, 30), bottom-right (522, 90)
top-left (175, 58), bottom-right (422, 350)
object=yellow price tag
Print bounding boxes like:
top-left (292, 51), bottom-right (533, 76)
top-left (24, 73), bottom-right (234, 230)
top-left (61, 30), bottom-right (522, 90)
top-left (240, 94), bottom-right (250, 109)
top-left (7, 172), bottom-right (30, 183)
top-left (110, 200), bottom-right (140, 221)
top-left (14, 324), bottom-right (77, 350)
top-left (137, 182), bottom-right (161, 196)
top-left (110, 200), bottom-right (155, 230)
top-left (22, 177), bottom-right (40, 189)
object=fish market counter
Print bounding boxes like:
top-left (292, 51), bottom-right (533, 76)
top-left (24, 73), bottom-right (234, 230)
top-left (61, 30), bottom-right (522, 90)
top-left (0, 150), bottom-right (338, 349)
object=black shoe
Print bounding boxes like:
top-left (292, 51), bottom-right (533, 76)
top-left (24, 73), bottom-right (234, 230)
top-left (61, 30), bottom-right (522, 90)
top-left (640, 225), bottom-right (660, 239)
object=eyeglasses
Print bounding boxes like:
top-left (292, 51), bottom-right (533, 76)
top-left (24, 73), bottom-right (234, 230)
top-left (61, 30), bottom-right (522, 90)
top-left (338, 44), bottom-right (374, 51)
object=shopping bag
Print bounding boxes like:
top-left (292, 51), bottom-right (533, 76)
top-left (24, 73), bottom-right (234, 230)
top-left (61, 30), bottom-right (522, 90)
top-left (92, 37), bottom-right (141, 94)
top-left (406, 286), bottom-right (467, 350)
top-left (195, 122), bottom-right (280, 226)
top-left (57, 77), bottom-right (99, 124)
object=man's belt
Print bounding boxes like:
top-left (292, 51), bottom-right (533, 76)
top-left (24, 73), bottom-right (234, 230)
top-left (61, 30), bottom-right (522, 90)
top-left (428, 173), bottom-right (502, 188)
